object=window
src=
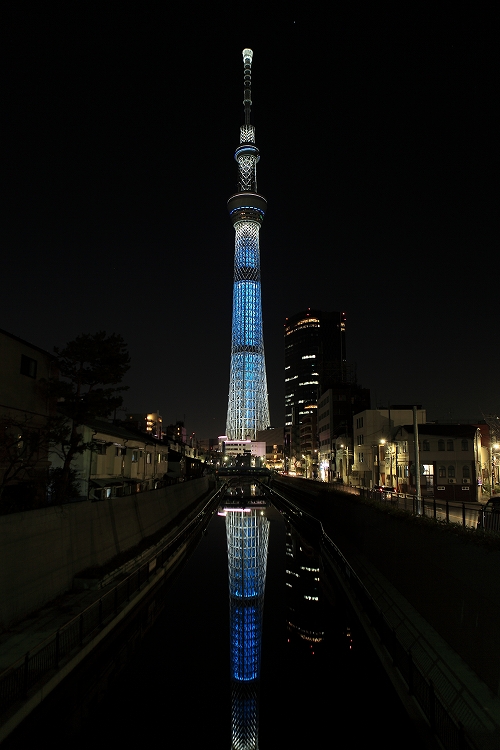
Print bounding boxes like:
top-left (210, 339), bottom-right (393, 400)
top-left (357, 434), bottom-right (364, 445)
top-left (439, 466), bottom-right (446, 478)
top-left (356, 417), bottom-right (364, 429)
top-left (447, 440), bottom-right (454, 451)
top-left (146, 453), bottom-right (152, 464)
top-left (93, 443), bottom-right (107, 455)
top-left (438, 440), bottom-right (445, 451)
top-left (448, 465), bottom-right (455, 478)
top-left (358, 453), bottom-right (364, 463)
top-left (423, 440), bottom-right (430, 451)
top-left (157, 453), bottom-right (162, 464)
top-left (461, 439), bottom-right (468, 451)
top-left (20, 355), bottom-right (37, 378)
top-left (462, 465), bottom-right (470, 478)
top-left (131, 451), bottom-right (138, 462)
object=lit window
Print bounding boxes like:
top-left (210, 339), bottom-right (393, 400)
top-left (439, 466), bottom-right (446, 478)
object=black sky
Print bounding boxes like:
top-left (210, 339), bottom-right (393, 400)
top-left (3, 6), bottom-right (498, 439)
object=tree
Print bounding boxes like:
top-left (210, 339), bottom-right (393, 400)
top-left (44, 332), bottom-right (130, 503)
top-left (0, 415), bottom-right (51, 505)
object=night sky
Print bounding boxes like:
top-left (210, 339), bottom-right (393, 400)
top-left (3, 6), bottom-right (498, 440)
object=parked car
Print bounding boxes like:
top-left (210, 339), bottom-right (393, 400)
top-left (373, 485), bottom-right (397, 500)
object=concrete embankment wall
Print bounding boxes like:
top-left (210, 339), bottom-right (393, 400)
top-left (274, 475), bottom-right (500, 695)
top-left (0, 477), bottom-right (209, 631)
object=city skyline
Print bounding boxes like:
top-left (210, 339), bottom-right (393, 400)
top-left (3, 10), bottom-right (497, 440)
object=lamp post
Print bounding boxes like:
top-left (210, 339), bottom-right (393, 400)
top-left (491, 443), bottom-right (500, 496)
top-left (383, 441), bottom-right (395, 488)
top-left (340, 444), bottom-right (349, 485)
top-left (379, 439), bottom-right (385, 486)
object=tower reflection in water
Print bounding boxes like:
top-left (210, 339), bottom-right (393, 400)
top-left (219, 482), bottom-right (269, 750)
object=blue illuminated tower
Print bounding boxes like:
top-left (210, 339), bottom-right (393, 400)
top-left (226, 48), bottom-right (270, 440)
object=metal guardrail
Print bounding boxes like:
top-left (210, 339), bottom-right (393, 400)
top-left (0, 483), bottom-right (227, 722)
top-left (315, 480), bottom-right (487, 531)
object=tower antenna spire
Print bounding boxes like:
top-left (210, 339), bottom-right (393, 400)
top-left (242, 48), bottom-right (253, 126)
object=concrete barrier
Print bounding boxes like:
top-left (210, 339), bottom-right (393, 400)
top-left (0, 477), bottom-right (209, 630)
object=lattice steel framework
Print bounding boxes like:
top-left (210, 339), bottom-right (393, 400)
top-left (226, 49), bottom-right (270, 440)
top-left (225, 506), bottom-right (269, 749)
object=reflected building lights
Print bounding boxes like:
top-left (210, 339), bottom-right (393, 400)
top-left (285, 523), bottom-right (325, 647)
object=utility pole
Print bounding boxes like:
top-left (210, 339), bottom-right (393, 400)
top-left (413, 405), bottom-right (422, 515)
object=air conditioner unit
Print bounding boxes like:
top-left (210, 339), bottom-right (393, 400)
top-left (449, 478), bottom-right (456, 484)
top-left (462, 478), bottom-right (470, 484)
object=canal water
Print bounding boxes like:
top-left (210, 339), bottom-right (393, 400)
top-left (38, 487), bottom-right (425, 748)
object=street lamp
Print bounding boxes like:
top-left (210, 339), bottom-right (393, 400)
top-left (492, 443), bottom-right (500, 496)
top-left (379, 439), bottom-right (386, 486)
top-left (340, 444), bottom-right (350, 485)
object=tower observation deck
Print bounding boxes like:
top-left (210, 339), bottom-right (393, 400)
top-left (226, 49), bottom-right (270, 441)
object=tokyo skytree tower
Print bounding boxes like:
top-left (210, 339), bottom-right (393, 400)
top-left (226, 49), bottom-right (270, 440)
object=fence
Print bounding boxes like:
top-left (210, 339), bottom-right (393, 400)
top-left (327, 483), bottom-right (482, 530)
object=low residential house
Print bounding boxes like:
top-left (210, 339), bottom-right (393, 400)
top-left (0, 328), bottom-right (58, 505)
top-left (350, 406), bottom-right (426, 488)
top-left (65, 418), bottom-right (169, 501)
top-left (393, 424), bottom-right (482, 502)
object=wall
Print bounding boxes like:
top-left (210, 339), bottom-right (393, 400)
top-left (0, 477), bottom-right (209, 630)
top-left (274, 475), bottom-right (500, 695)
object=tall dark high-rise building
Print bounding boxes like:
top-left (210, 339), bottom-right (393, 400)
top-left (284, 309), bottom-right (369, 476)
top-left (226, 49), bottom-right (270, 441)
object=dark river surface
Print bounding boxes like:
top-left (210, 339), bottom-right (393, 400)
top-left (40, 486), bottom-right (425, 748)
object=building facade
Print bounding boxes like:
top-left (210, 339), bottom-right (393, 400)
top-left (350, 406), bottom-right (426, 488)
top-left (284, 309), bottom-right (369, 477)
top-left (393, 423), bottom-right (482, 502)
top-left (0, 328), bottom-right (58, 505)
top-left (256, 427), bottom-right (284, 472)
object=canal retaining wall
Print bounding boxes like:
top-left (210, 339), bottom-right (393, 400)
top-left (274, 475), bottom-right (500, 696)
top-left (0, 477), bottom-right (209, 631)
